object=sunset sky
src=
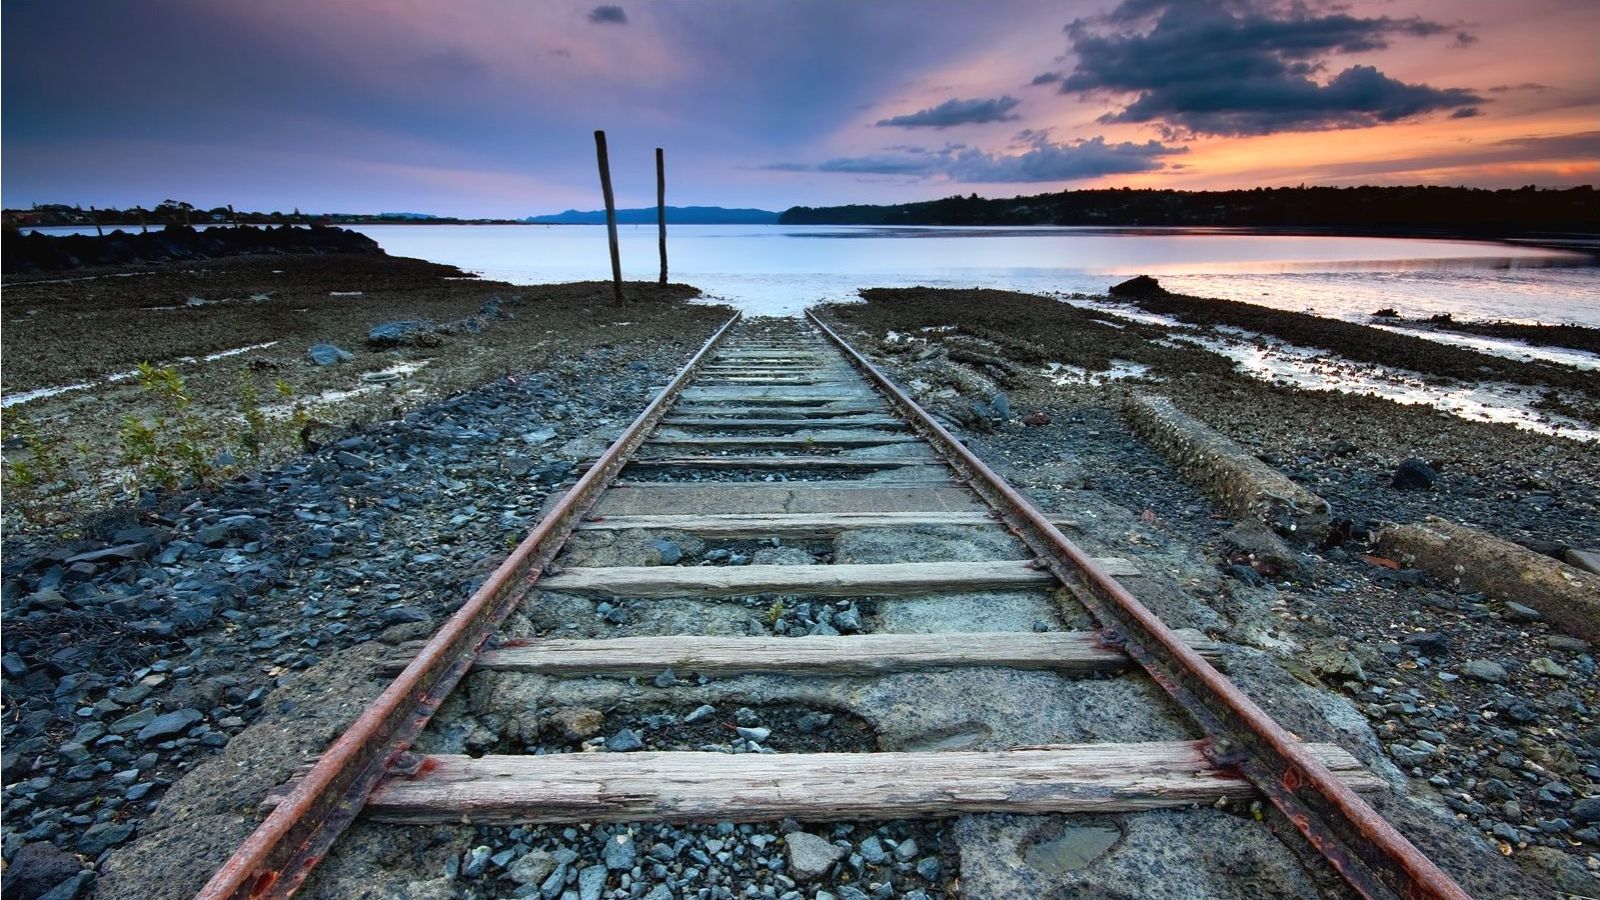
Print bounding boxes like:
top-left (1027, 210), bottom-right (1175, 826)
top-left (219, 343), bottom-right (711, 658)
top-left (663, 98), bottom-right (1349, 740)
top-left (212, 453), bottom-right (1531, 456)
top-left (3, 0), bottom-right (1596, 217)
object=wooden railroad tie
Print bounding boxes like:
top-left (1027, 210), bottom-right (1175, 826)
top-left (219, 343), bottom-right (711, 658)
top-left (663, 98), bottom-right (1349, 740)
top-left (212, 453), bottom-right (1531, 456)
top-left (536, 559), bottom-right (1141, 598)
top-left (264, 741), bottom-right (1379, 825)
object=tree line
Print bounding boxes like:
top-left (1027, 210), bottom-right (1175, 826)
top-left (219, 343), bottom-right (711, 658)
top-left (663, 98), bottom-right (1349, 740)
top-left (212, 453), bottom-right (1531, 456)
top-left (778, 185), bottom-right (1596, 234)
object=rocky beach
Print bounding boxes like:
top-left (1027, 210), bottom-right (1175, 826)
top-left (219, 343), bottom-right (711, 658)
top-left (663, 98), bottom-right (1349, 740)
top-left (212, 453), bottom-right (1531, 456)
top-left (3, 249), bottom-right (1598, 899)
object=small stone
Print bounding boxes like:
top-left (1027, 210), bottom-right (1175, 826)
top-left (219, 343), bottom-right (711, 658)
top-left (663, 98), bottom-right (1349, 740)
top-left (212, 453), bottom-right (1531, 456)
top-left (1530, 657), bottom-right (1570, 678)
top-left (135, 708), bottom-right (203, 742)
top-left (645, 539), bottom-right (683, 566)
top-left (508, 849), bottom-right (557, 885)
top-left (785, 831), bottom-right (846, 881)
top-left (3, 842), bottom-right (83, 899)
top-left (1403, 633), bottom-right (1448, 656)
top-left (894, 837), bottom-right (919, 861)
top-left (606, 728), bottom-right (644, 752)
top-left (858, 836), bottom-right (889, 865)
top-left (652, 669), bottom-right (678, 688)
top-left (1022, 410), bottom-right (1051, 427)
top-left (77, 821), bottom-right (135, 856)
top-left (736, 726), bottom-right (771, 743)
top-left (684, 704), bottom-right (716, 724)
top-left (1570, 797), bottom-right (1600, 823)
top-left (915, 856), bottom-right (941, 880)
top-left (306, 343), bottom-right (353, 366)
top-left (577, 863), bottom-right (607, 900)
top-left (604, 833), bottom-right (637, 870)
top-left (735, 707), bottom-right (760, 726)
top-left (461, 845), bottom-right (492, 878)
top-left (1461, 659), bottom-right (1507, 684)
top-left (1391, 458), bottom-right (1438, 491)
top-left (550, 708), bottom-right (605, 742)
top-left (1504, 601), bottom-right (1544, 622)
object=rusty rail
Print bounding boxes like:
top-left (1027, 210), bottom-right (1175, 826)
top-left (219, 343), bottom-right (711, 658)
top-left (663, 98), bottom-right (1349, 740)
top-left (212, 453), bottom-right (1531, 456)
top-left (196, 312), bottom-right (741, 899)
top-left (805, 310), bottom-right (1471, 900)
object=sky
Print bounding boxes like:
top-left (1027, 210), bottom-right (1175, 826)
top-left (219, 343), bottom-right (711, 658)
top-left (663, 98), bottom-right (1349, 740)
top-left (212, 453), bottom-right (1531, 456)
top-left (3, 0), bottom-right (1596, 217)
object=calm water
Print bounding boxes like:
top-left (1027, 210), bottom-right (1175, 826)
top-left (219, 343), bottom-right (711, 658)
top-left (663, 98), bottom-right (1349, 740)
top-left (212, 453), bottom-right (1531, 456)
top-left (339, 224), bottom-right (1600, 326)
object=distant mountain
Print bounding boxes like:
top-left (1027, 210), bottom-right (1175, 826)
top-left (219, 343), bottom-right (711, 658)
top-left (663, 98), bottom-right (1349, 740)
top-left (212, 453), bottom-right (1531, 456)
top-left (377, 212), bottom-right (439, 220)
top-left (525, 206), bottom-right (779, 225)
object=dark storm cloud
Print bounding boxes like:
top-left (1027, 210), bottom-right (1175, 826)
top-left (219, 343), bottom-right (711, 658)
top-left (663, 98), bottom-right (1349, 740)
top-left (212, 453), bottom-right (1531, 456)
top-left (1060, 0), bottom-right (1483, 136)
top-left (875, 96), bottom-right (1022, 128)
top-left (1028, 72), bottom-right (1062, 87)
top-left (587, 5), bottom-right (627, 25)
top-left (764, 135), bottom-right (1186, 182)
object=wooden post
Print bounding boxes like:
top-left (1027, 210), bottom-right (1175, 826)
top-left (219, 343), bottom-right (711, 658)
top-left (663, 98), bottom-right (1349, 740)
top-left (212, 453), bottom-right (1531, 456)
top-left (228, 204), bottom-right (238, 226)
top-left (137, 207), bottom-right (148, 234)
top-left (593, 130), bottom-right (625, 306)
top-left (89, 206), bottom-right (103, 236)
top-left (656, 147), bottom-right (668, 285)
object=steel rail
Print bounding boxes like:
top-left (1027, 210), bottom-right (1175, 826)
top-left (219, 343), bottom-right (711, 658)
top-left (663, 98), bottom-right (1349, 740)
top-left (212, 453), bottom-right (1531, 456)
top-left (806, 309), bottom-right (1471, 900)
top-left (196, 312), bottom-right (742, 900)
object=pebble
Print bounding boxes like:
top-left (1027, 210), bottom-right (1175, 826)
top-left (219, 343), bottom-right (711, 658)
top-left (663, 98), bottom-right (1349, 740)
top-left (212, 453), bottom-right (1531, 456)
top-left (605, 729), bottom-right (644, 752)
top-left (784, 831), bottom-right (845, 881)
top-left (1461, 659), bottom-right (1508, 684)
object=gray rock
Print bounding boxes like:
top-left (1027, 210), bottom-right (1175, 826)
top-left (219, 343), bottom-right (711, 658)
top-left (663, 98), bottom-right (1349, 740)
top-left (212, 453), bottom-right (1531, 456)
top-left (1461, 659), bottom-right (1508, 684)
top-left (736, 726), bottom-right (771, 743)
top-left (1389, 742), bottom-right (1436, 767)
top-left (508, 849), bottom-right (557, 885)
top-left (77, 821), bottom-right (135, 856)
top-left (306, 343), bottom-right (353, 366)
top-left (1571, 797), bottom-right (1600, 823)
top-left (606, 728), bottom-right (644, 752)
top-left (646, 539), bottom-right (683, 566)
top-left (577, 863), bottom-right (607, 900)
top-left (2, 842), bottom-right (83, 899)
top-left (367, 319), bottom-right (434, 348)
top-left (603, 833), bottom-right (636, 870)
top-left (1391, 458), bottom-right (1438, 490)
top-left (461, 845), bottom-right (491, 878)
top-left (135, 708), bottom-right (203, 742)
top-left (36, 870), bottom-right (92, 900)
top-left (1530, 657), bottom-right (1570, 678)
top-left (893, 837), bottom-right (919, 860)
top-left (858, 835), bottom-right (889, 864)
top-left (785, 831), bottom-right (845, 881)
top-left (684, 704), bottom-right (716, 723)
top-left (1504, 601), bottom-right (1544, 622)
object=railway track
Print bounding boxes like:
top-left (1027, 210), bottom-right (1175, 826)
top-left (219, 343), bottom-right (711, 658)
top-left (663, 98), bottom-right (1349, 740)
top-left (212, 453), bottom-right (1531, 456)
top-left (196, 314), bottom-right (1472, 899)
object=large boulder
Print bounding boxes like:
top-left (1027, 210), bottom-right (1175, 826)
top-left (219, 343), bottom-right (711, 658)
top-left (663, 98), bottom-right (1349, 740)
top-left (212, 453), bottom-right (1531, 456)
top-left (1108, 275), bottom-right (1167, 299)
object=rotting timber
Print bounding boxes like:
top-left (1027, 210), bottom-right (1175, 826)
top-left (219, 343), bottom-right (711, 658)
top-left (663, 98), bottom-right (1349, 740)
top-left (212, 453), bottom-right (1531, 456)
top-left (196, 313), bottom-right (1473, 900)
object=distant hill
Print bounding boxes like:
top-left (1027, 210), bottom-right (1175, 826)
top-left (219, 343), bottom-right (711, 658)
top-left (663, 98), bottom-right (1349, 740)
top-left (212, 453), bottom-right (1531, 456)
top-left (378, 212), bottom-right (439, 220)
top-left (526, 206), bottom-right (779, 225)
top-left (779, 186), bottom-right (1597, 234)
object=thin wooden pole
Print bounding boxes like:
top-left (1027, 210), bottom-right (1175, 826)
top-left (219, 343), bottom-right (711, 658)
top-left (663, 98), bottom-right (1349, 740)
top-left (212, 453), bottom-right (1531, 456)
top-left (229, 204), bottom-right (238, 226)
top-left (593, 130), bottom-right (625, 306)
top-left (656, 147), bottom-right (668, 285)
top-left (137, 207), bottom-right (148, 234)
top-left (89, 206), bottom-right (104, 236)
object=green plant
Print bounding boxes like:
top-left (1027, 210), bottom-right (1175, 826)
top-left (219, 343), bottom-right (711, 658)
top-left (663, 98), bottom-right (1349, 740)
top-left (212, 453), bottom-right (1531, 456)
top-left (2, 409), bottom-right (78, 523)
top-left (118, 362), bottom-right (221, 490)
top-left (275, 378), bottom-right (317, 450)
top-left (237, 372), bottom-right (268, 460)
